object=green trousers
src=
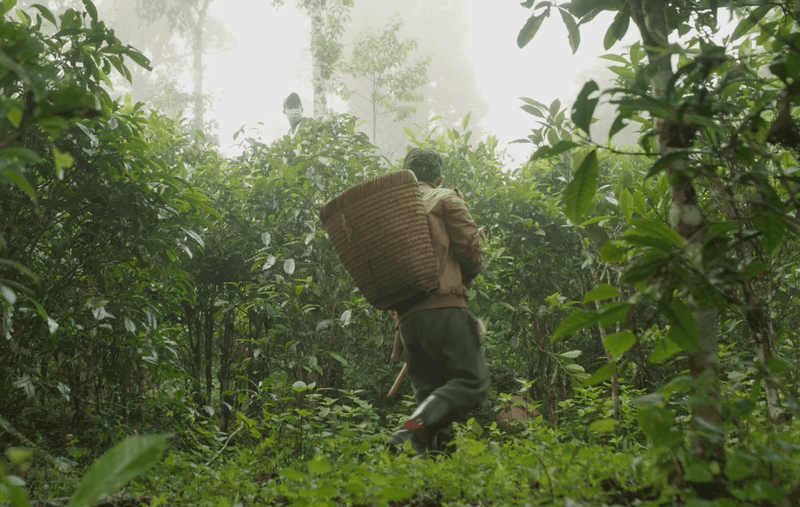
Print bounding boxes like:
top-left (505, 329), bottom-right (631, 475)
top-left (398, 307), bottom-right (490, 437)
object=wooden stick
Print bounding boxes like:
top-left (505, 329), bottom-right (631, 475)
top-left (391, 330), bottom-right (403, 363)
top-left (386, 363), bottom-right (408, 399)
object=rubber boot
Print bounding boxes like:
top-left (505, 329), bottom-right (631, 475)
top-left (387, 395), bottom-right (450, 459)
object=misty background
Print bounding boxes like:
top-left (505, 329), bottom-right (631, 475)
top-left (22, 0), bottom-right (637, 163)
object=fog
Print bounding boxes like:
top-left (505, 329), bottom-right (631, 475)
top-left (20, 0), bottom-right (638, 163)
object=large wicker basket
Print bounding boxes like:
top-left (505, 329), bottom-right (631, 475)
top-left (320, 171), bottom-right (440, 310)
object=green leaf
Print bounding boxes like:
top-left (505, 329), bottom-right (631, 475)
top-left (766, 358), bottom-right (791, 374)
top-left (745, 262), bottom-right (768, 278)
top-left (518, 11), bottom-right (547, 49)
top-left (7, 106), bottom-right (22, 127)
top-left (380, 487), bottom-right (414, 501)
top-left (462, 111), bottom-right (471, 130)
top-left (571, 80), bottom-right (599, 136)
top-left (604, 331), bottom-right (636, 358)
top-left (599, 54), bottom-right (629, 64)
top-left (520, 97), bottom-right (549, 110)
top-left (724, 451), bottom-right (754, 481)
top-left (582, 284), bottom-right (619, 303)
top-left (752, 211), bottom-right (785, 255)
top-left (730, 5), bottom-right (772, 41)
top-left (598, 301), bottom-right (630, 328)
top-left (620, 251), bottom-right (669, 284)
top-left (65, 434), bottom-right (169, 507)
top-left (280, 468), bottom-right (305, 481)
top-left (0, 259), bottom-right (37, 283)
top-left (579, 215), bottom-right (617, 226)
top-left (588, 418), bottom-right (617, 433)
top-left (659, 299), bottom-right (701, 351)
top-left (1, 0), bottom-right (17, 16)
top-left (604, 9), bottom-right (630, 50)
top-left (559, 350), bottom-right (583, 359)
top-left (684, 462), bottom-right (713, 483)
top-left (626, 219), bottom-right (685, 248)
top-left (559, 9), bottom-right (580, 54)
top-left (402, 125), bottom-right (415, 140)
top-left (563, 150), bottom-right (598, 225)
top-left (327, 351), bottom-right (348, 366)
top-left (180, 228), bottom-right (205, 249)
top-left (82, 0), bottom-right (97, 21)
top-left (31, 3), bottom-right (57, 25)
top-left (307, 458), bottom-right (331, 475)
top-left (552, 309), bottom-right (600, 341)
top-left (1, 167), bottom-right (37, 204)
top-left (53, 147), bottom-right (74, 179)
top-left (708, 222), bottom-right (736, 239)
top-left (647, 338), bottom-right (683, 363)
top-left (645, 152), bottom-right (685, 178)
top-left (529, 140), bottom-right (578, 161)
top-left (583, 362), bottom-right (615, 386)
top-left (620, 188), bottom-right (632, 221)
top-left (633, 191), bottom-right (648, 217)
top-left (521, 104), bottom-right (544, 117)
top-left (600, 240), bottom-right (626, 262)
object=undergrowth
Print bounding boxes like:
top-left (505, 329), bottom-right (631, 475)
top-left (6, 381), bottom-right (799, 507)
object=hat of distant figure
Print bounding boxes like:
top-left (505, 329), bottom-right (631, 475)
top-left (403, 148), bottom-right (442, 183)
top-left (283, 93), bottom-right (302, 110)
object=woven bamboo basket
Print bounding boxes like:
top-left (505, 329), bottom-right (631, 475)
top-left (320, 171), bottom-right (440, 310)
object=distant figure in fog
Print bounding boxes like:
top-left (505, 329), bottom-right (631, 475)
top-left (283, 93), bottom-right (304, 139)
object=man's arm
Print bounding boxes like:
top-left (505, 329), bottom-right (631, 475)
top-left (443, 192), bottom-right (483, 284)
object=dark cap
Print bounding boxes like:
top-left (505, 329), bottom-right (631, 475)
top-left (283, 93), bottom-right (302, 110)
top-left (402, 148), bottom-right (442, 183)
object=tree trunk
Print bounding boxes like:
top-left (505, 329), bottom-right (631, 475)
top-left (632, 0), bottom-right (723, 461)
top-left (219, 310), bottom-right (234, 432)
top-left (204, 304), bottom-right (214, 404)
top-left (191, 0), bottom-right (211, 132)
top-left (184, 304), bottom-right (204, 405)
top-left (745, 304), bottom-right (785, 425)
top-left (309, 0), bottom-right (327, 119)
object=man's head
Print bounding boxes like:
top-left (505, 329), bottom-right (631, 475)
top-left (403, 148), bottom-right (442, 184)
top-left (283, 93), bottom-right (303, 128)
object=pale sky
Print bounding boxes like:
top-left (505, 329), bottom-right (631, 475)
top-left (201, 1), bottom-right (630, 164)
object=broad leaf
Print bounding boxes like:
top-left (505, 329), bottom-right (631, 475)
top-left (619, 188), bottom-right (632, 221)
top-left (559, 9), bottom-right (580, 54)
top-left (563, 150), bottom-right (598, 225)
top-left (620, 251), bottom-right (669, 284)
top-left (752, 211), bottom-right (785, 255)
top-left (731, 5), bottom-right (772, 41)
top-left (552, 308), bottom-right (600, 341)
top-left (626, 219), bottom-right (685, 248)
top-left (648, 337), bottom-right (682, 362)
top-left (604, 331), bottom-right (636, 358)
top-left (517, 11), bottom-right (547, 49)
top-left (530, 140), bottom-right (578, 161)
top-left (658, 299), bottom-right (700, 351)
top-left (65, 434), bottom-right (169, 507)
top-left (603, 9), bottom-right (630, 50)
top-left (571, 80), bottom-right (599, 136)
top-left (582, 284), bottom-right (619, 303)
top-left (583, 362), bottom-right (615, 386)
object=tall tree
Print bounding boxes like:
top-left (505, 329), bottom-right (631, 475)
top-left (333, 16), bottom-right (430, 151)
top-left (135, 0), bottom-right (235, 133)
top-left (519, 0), bottom-right (799, 497)
top-left (273, 0), bottom-right (352, 119)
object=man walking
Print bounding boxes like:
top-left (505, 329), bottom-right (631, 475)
top-left (388, 147), bottom-right (490, 458)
